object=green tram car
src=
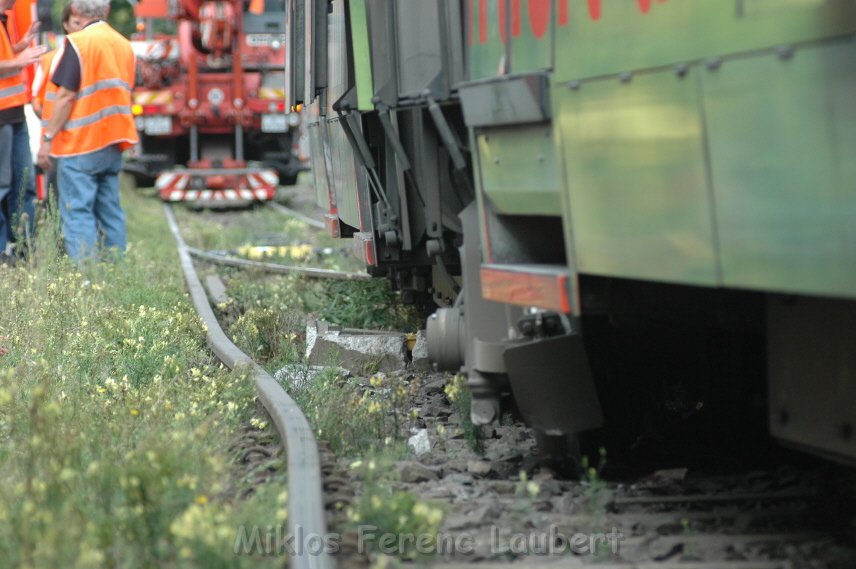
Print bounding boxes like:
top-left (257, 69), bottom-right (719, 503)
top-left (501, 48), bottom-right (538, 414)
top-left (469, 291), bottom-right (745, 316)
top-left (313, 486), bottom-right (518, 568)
top-left (287, 0), bottom-right (856, 464)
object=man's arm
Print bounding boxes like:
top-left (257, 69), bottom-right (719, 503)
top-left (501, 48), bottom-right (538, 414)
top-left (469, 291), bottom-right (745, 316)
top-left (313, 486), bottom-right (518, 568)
top-left (0, 45), bottom-right (44, 71)
top-left (36, 87), bottom-right (77, 171)
top-left (44, 86), bottom-right (76, 137)
top-left (31, 61), bottom-right (46, 117)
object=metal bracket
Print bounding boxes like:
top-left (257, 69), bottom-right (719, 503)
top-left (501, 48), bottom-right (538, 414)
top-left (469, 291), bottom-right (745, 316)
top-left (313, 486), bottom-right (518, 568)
top-left (333, 89), bottom-right (391, 211)
top-left (426, 95), bottom-right (466, 171)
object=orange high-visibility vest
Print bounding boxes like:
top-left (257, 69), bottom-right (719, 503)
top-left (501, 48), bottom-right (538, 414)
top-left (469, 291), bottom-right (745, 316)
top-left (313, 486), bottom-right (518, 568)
top-left (50, 21), bottom-right (138, 157)
top-left (9, 0), bottom-right (35, 99)
top-left (39, 46), bottom-right (64, 124)
top-left (0, 12), bottom-right (27, 111)
top-left (32, 49), bottom-right (57, 116)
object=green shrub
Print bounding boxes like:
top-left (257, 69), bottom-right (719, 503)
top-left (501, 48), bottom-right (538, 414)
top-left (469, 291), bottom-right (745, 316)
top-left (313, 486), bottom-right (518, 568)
top-left (229, 307), bottom-right (303, 368)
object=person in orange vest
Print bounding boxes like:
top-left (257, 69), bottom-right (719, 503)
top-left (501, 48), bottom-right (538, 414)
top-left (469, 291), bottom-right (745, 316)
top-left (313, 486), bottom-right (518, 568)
top-left (32, 4), bottom-right (83, 117)
top-left (36, 0), bottom-right (137, 262)
top-left (0, 0), bottom-right (43, 265)
top-left (31, 4), bottom-right (82, 204)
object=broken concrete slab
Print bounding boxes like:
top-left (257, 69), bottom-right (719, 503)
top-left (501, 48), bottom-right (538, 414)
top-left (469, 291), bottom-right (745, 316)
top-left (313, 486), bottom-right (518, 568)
top-left (305, 319), bottom-right (408, 373)
top-left (410, 330), bottom-right (431, 371)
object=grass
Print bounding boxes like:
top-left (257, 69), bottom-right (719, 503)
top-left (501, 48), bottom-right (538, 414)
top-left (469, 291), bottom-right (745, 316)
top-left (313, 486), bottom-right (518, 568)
top-left (225, 274), bottom-right (420, 334)
top-left (581, 447), bottom-right (612, 530)
top-left (227, 304), bottom-right (305, 368)
top-left (444, 374), bottom-right (485, 455)
top-left (286, 368), bottom-right (420, 457)
top-left (0, 180), bottom-right (285, 568)
top-left (166, 177), bottom-right (422, 325)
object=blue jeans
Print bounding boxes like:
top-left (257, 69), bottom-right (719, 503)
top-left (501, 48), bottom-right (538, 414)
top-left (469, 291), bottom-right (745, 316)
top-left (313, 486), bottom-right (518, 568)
top-left (57, 145), bottom-right (127, 261)
top-left (5, 120), bottom-right (37, 246)
top-left (0, 123), bottom-right (12, 252)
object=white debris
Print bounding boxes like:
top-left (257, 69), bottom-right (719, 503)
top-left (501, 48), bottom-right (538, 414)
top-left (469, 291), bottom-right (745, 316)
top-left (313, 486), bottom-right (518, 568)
top-left (408, 428), bottom-right (432, 455)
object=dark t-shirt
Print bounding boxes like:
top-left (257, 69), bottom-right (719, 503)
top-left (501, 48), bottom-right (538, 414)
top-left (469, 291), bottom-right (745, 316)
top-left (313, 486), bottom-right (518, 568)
top-left (51, 39), bottom-right (82, 93)
top-left (0, 14), bottom-right (25, 126)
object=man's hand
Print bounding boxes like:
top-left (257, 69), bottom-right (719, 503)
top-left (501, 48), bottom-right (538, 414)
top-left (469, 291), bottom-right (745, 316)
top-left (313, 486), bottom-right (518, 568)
top-left (12, 21), bottom-right (40, 53)
top-left (14, 45), bottom-right (46, 68)
top-left (36, 141), bottom-right (53, 172)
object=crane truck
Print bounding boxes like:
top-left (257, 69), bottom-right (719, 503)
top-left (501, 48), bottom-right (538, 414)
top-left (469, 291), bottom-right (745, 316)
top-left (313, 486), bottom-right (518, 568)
top-left (125, 0), bottom-right (301, 205)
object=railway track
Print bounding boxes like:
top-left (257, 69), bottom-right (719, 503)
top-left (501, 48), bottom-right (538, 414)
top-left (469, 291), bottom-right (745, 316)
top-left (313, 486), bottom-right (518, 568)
top-left (164, 204), bottom-right (333, 569)
top-left (381, 453), bottom-right (854, 568)
top-left (186, 245), bottom-right (369, 280)
top-left (165, 198), bottom-right (854, 569)
top-left (267, 200), bottom-right (326, 230)
top-left (178, 193), bottom-right (366, 280)
top-left (341, 364), bottom-right (855, 568)
top-left (566, 478), bottom-right (847, 567)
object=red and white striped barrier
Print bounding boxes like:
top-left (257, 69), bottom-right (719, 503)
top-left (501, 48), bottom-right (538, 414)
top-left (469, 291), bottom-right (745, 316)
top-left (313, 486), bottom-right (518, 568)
top-left (156, 169), bottom-right (278, 203)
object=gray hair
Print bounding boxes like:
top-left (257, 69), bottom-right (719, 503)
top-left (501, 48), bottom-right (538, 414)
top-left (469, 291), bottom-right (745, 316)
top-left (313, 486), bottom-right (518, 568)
top-left (70, 0), bottom-right (110, 19)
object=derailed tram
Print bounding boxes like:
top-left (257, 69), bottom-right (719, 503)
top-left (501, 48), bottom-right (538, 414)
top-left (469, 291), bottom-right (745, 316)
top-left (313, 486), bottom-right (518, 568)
top-left (285, 0), bottom-right (856, 465)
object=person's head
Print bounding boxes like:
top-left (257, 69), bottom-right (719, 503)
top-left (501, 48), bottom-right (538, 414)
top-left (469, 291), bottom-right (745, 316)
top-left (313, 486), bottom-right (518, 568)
top-left (69, 0), bottom-right (109, 23)
top-left (61, 4), bottom-right (84, 34)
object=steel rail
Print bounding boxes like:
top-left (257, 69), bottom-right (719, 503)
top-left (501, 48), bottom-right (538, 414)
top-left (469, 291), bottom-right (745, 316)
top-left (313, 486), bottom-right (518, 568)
top-left (164, 204), bottom-right (334, 569)
top-left (186, 246), bottom-right (371, 280)
top-left (267, 200), bottom-right (326, 229)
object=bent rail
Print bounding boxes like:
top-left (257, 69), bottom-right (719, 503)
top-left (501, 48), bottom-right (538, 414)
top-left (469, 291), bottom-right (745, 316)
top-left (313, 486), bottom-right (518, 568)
top-left (164, 204), bottom-right (333, 569)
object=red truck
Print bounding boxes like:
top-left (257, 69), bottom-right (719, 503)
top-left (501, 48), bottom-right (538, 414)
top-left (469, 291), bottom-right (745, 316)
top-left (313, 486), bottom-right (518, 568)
top-left (125, 0), bottom-right (301, 205)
